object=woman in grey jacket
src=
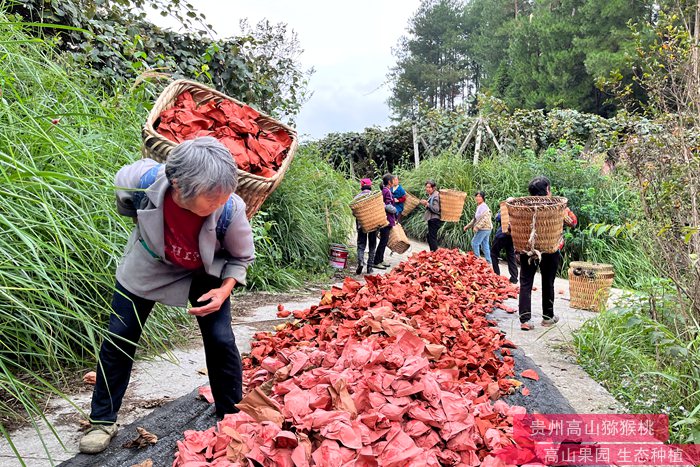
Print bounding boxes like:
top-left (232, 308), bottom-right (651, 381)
top-left (420, 179), bottom-right (442, 251)
top-left (80, 137), bottom-right (255, 454)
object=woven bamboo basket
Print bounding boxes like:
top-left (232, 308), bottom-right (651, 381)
top-left (402, 192), bottom-right (420, 216)
top-left (506, 196), bottom-right (568, 254)
top-left (388, 223), bottom-right (410, 254)
top-left (499, 201), bottom-right (510, 234)
top-left (440, 189), bottom-right (467, 222)
top-left (141, 79), bottom-right (298, 220)
top-left (350, 191), bottom-right (389, 233)
top-left (568, 262), bottom-right (615, 311)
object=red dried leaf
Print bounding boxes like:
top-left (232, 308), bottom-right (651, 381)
top-left (520, 369), bottom-right (540, 381)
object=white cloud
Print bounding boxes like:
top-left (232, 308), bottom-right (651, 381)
top-left (149, 0), bottom-right (421, 139)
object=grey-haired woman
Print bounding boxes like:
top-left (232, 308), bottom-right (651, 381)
top-left (80, 137), bottom-right (255, 454)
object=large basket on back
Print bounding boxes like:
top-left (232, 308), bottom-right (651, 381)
top-left (506, 196), bottom-right (568, 254)
top-left (388, 223), bottom-right (410, 254)
top-left (440, 189), bottom-right (467, 222)
top-left (402, 192), bottom-right (420, 216)
top-left (141, 79), bottom-right (298, 220)
top-left (568, 262), bottom-right (615, 311)
top-left (350, 191), bottom-right (388, 233)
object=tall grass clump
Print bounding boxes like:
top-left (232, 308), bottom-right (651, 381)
top-left (575, 291), bottom-right (700, 443)
top-left (0, 17), bottom-right (191, 456)
top-left (398, 145), bottom-right (649, 288)
top-left (255, 145), bottom-right (354, 281)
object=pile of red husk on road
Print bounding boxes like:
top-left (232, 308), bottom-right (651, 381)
top-left (156, 92), bottom-right (292, 178)
top-left (174, 249), bottom-right (531, 466)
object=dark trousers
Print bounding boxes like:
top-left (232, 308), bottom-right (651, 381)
top-left (90, 276), bottom-right (242, 423)
top-left (427, 218), bottom-right (442, 252)
top-left (357, 226), bottom-right (377, 267)
top-left (518, 251), bottom-right (560, 323)
top-left (491, 234), bottom-right (518, 283)
top-left (374, 225), bottom-right (392, 264)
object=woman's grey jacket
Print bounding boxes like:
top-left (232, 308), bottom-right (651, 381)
top-left (114, 159), bottom-right (255, 307)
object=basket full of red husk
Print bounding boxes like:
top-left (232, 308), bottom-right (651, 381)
top-left (142, 79), bottom-right (298, 219)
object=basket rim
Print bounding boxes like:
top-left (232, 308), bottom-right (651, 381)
top-left (350, 190), bottom-right (383, 207)
top-left (506, 196), bottom-right (568, 209)
top-left (142, 79), bottom-right (298, 184)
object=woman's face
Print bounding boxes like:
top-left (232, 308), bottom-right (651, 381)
top-left (475, 194), bottom-right (483, 204)
top-left (425, 183), bottom-right (434, 195)
top-left (392, 177), bottom-right (399, 187)
top-left (174, 187), bottom-right (231, 217)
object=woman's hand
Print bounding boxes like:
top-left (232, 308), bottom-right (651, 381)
top-left (188, 278), bottom-right (236, 317)
top-left (420, 199), bottom-right (428, 206)
top-left (463, 224), bottom-right (469, 232)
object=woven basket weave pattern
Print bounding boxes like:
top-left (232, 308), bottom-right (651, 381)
top-left (568, 262), bottom-right (615, 311)
top-left (506, 196), bottom-right (567, 253)
top-left (402, 192), bottom-right (420, 216)
top-left (388, 224), bottom-right (410, 254)
top-left (440, 189), bottom-right (467, 222)
top-left (499, 201), bottom-right (510, 232)
top-left (141, 79), bottom-right (298, 220)
top-left (350, 191), bottom-right (389, 233)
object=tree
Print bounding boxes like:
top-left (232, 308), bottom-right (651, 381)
top-left (388, 0), bottom-right (471, 118)
top-left (9, 0), bottom-right (311, 120)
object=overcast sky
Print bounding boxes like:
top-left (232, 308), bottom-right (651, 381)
top-left (150, 1), bottom-right (421, 140)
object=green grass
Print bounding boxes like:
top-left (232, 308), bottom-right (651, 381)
top-left (0, 17), bottom-right (196, 450)
top-left (247, 146), bottom-right (355, 290)
top-left (574, 291), bottom-right (700, 443)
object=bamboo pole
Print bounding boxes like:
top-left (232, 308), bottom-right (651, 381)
top-left (412, 124), bottom-right (420, 168)
top-left (484, 121), bottom-right (503, 154)
top-left (457, 119), bottom-right (479, 156)
top-left (473, 120), bottom-right (483, 165)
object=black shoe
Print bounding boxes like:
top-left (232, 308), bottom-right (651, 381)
top-left (356, 264), bottom-right (364, 275)
top-left (510, 278), bottom-right (518, 284)
top-left (366, 265), bottom-right (373, 274)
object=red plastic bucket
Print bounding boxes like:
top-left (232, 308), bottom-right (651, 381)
top-left (329, 243), bottom-right (348, 269)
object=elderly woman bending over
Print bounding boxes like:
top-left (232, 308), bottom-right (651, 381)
top-left (80, 137), bottom-right (255, 454)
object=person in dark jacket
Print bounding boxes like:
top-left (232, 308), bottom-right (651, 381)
top-left (420, 179), bottom-right (442, 251)
top-left (354, 178), bottom-right (377, 274)
top-left (372, 173), bottom-right (396, 269)
top-left (491, 198), bottom-right (518, 283)
top-left (519, 176), bottom-right (578, 331)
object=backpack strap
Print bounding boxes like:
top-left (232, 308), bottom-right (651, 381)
top-left (216, 196), bottom-right (234, 243)
top-left (133, 164), bottom-right (162, 210)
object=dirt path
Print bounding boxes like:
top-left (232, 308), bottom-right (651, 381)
top-left (0, 238), bottom-right (623, 466)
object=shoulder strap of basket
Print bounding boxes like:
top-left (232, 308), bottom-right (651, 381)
top-left (135, 163), bottom-right (233, 242)
top-left (133, 164), bottom-right (162, 210)
top-left (216, 197), bottom-right (234, 242)
top-left (525, 206), bottom-right (542, 263)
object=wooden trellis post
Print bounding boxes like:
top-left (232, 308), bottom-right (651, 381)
top-left (456, 115), bottom-right (504, 165)
top-left (412, 124), bottom-right (420, 168)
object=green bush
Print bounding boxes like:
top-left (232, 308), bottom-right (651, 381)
top-left (575, 291), bottom-right (700, 443)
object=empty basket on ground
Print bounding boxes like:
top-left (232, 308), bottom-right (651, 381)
top-left (402, 192), bottom-right (420, 216)
top-left (568, 262), bottom-right (615, 311)
top-left (499, 201), bottom-right (510, 233)
top-left (506, 196), bottom-right (567, 253)
top-left (388, 224), bottom-right (410, 254)
top-left (141, 79), bottom-right (298, 219)
top-left (440, 189), bottom-right (467, 222)
top-left (350, 191), bottom-right (389, 233)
